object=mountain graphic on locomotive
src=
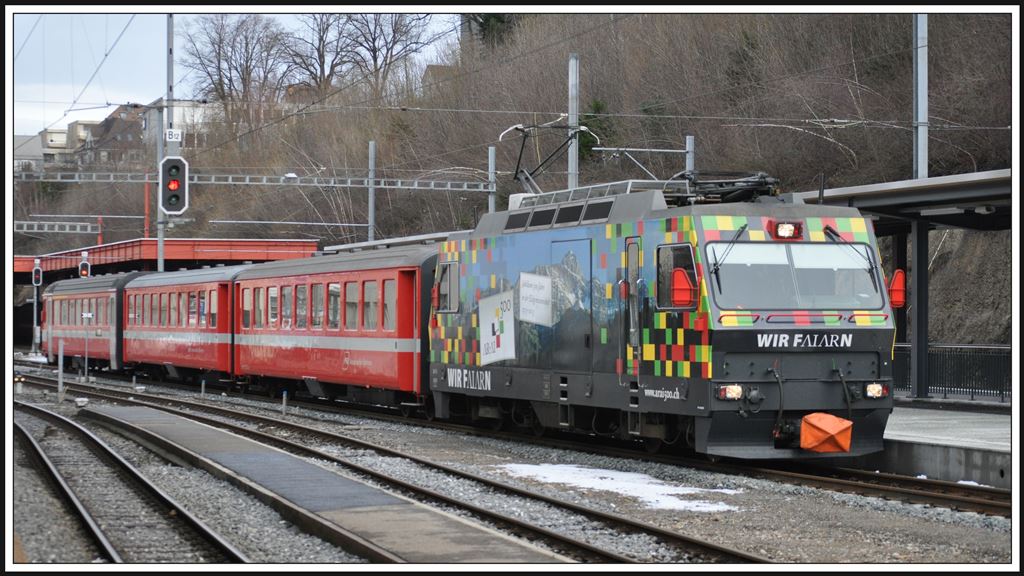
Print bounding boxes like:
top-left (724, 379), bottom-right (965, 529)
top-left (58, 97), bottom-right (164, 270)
top-left (40, 172), bottom-right (906, 460)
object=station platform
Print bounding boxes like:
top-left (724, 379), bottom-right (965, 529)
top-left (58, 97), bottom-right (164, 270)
top-left (81, 405), bottom-right (567, 564)
top-left (830, 400), bottom-right (1013, 489)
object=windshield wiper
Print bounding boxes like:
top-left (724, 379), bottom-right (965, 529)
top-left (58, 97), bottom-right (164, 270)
top-left (710, 223), bottom-right (748, 293)
top-left (823, 225), bottom-right (878, 293)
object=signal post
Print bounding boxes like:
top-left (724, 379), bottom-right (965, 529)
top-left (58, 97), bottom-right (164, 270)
top-left (31, 258), bottom-right (42, 354)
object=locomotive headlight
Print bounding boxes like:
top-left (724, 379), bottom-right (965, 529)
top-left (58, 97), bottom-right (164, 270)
top-left (865, 382), bottom-right (889, 398)
top-left (775, 222), bottom-right (801, 238)
top-left (717, 384), bottom-right (744, 400)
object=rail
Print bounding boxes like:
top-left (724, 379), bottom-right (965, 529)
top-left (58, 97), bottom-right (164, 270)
top-left (892, 344), bottom-right (1012, 402)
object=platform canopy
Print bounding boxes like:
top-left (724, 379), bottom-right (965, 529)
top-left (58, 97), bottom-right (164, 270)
top-left (787, 169), bottom-right (1011, 235)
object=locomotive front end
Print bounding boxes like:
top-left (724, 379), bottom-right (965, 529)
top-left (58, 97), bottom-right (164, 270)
top-left (692, 207), bottom-right (900, 459)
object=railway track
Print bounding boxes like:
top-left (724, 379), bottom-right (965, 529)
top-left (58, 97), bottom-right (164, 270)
top-left (13, 400), bottom-right (249, 563)
top-left (16, 364), bottom-right (1011, 519)
top-left (18, 374), bottom-right (767, 564)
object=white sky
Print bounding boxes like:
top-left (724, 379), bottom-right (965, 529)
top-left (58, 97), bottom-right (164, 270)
top-left (8, 8), bottom-right (461, 136)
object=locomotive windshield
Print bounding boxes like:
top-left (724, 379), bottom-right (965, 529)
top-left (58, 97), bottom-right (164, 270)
top-left (706, 242), bottom-right (884, 310)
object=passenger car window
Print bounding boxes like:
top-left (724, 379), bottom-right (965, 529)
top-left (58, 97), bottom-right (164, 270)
top-left (296, 285), bottom-right (308, 329)
top-left (363, 281), bottom-right (378, 330)
top-left (311, 284), bottom-right (324, 329)
top-left (328, 283), bottom-right (341, 330)
top-left (383, 279), bottom-right (396, 331)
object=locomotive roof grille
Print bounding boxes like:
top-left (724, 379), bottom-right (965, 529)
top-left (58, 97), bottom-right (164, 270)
top-left (518, 172), bottom-right (780, 209)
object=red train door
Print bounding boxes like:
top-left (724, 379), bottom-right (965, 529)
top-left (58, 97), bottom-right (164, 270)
top-left (395, 269), bottom-right (419, 394)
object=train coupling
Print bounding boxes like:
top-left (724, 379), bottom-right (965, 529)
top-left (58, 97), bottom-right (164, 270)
top-left (773, 412), bottom-right (853, 453)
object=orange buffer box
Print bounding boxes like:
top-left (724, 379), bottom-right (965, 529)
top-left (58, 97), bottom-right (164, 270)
top-left (800, 412), bottom-right (853, 453)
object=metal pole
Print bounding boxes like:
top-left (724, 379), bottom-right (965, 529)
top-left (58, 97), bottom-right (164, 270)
top-left (910, 15), bottom-right (929, 399)
top-left (144, 175), bottom-right (150, 238)
top-left (166, 13), bottom-right (179, 157)
top-left (368, 140), bottom-right (376, 242)
top-left (685, 135), bottom-right (695, 173)
top-left (84, 315), bottom-right (89, 384)
top-left (32, 258), bottom-right (40, 354)
top-left (910, 220), bottom-right (929, 398)
top-left (157, 14), bottom-right (175, 271)
top-left (568, 53), bottom-right (579, 190)
top-left (32, 286), bottom-right (39, 354)
top-left (157, 106), bottom-right (165, 272)
top-left (58, 340), bottom-right (64, 403)
top-left (913, 14), bottom-right (928, 180)
top-left (488, 146), bottom-right (496, 213)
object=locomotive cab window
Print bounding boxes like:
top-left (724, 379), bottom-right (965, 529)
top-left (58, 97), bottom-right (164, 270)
top-left (436, 261), bottom-right (459, 313)
top-left (706, 242), bottom-right (884, 310)
top-left (657, 244), bottom-right (698, 309)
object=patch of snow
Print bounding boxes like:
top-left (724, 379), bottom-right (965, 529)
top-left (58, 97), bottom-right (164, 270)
top-left (956, 480), bottom-right (994, 488)
top-left (498, 463), bottom-right (741, 512)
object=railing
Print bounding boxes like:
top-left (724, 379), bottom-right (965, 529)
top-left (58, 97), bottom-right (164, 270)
top-left (892, 344), bottom-right (1012, 402)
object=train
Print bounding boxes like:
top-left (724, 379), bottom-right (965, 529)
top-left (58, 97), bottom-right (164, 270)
top-left (40, 173), bottom-right (905, 460)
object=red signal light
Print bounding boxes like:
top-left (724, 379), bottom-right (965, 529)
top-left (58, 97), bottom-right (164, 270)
top-left (168, 179), bottom-right (181, 191)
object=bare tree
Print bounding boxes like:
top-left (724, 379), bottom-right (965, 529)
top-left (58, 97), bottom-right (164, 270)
top-left (181, 14), bottom-right (294, 134)
top-left (344, 14), bottom-right (439, 104)
top-left (284, 14), bottom-right (354, 102)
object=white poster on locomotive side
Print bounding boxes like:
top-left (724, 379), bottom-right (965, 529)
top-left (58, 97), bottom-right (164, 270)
top-left (480, 289), bottom-right (516, 365)
top-left (518, 272), bottom-right (552, 327)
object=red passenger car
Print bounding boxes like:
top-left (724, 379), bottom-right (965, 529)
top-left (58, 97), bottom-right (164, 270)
top-left (123, 265), bottom-right (250, 381)
top-left (41, 272), bottom-right (149, 371)
top-left (232, 246), bottom-right (436, 404)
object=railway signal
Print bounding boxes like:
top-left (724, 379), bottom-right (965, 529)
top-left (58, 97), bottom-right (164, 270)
top-left (79, 251), bottom-right (90, 278)
top-left (32, 265), bottom-right (43, 286)
top-left (159, 156), bottom-right (189, 215)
